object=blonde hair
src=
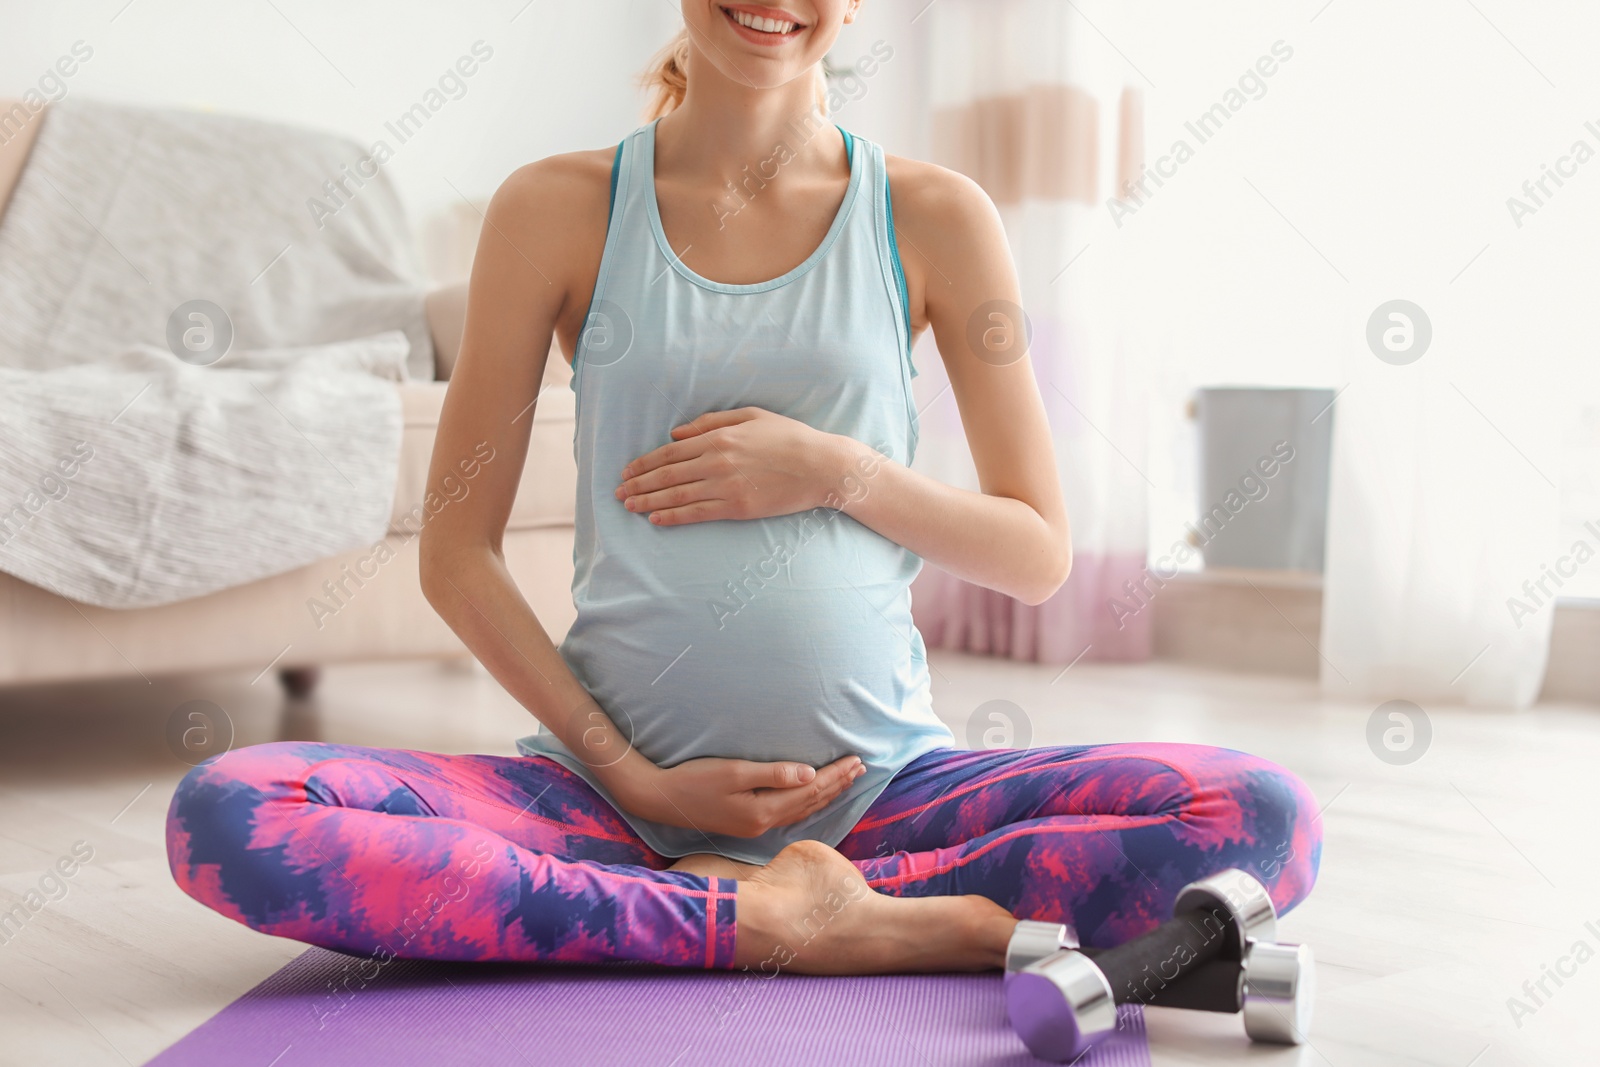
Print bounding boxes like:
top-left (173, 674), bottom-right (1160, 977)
top-left (642, 27), bottom-right (829, 120)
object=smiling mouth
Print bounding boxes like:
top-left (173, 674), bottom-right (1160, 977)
top-left (719, 5), bottom-right (807, 41)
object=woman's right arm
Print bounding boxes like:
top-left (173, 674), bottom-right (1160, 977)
top-left (418, 155), bottom-right (862, 839)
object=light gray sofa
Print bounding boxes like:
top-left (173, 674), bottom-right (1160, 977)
top-left (0, 101), bottom-right (576, 694)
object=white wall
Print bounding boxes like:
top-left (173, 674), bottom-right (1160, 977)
top-left (1, 0), bottom-right (681, 265)
top-left (0, 0), bottom-right (932, 270)
top-left (5, 0), bottom-right (1597, 590)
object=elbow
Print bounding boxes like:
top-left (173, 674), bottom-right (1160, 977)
top-left (1015, 543), bottom-right (1072, 607)
top-left (417, 532), bottom-right (460, 615)
top-left (419, 528), bottom-right (500, 615)
top-left (418, 549), bottom-right (449, 615)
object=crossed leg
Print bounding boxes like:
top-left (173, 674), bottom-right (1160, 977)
top-left (167, 742), bottom-right (740, 967)
top-left (167, 741), bottom-right (1320, 971)
top-left (837, 743), bottom-right (1322, 947)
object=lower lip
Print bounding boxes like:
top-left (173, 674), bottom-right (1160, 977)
top-left (720, 6), bottom-right (805, 47)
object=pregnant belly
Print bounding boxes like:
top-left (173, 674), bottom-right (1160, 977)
top-left (560, 586), bottom-right (929, 770)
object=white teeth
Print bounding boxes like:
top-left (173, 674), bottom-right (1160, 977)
top-left (729, 9), bottom-right (797, 34)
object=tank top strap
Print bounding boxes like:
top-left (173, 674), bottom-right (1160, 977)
top-left (851, 134), bottom-right (914, 373)
top-left (602, 123), bottom-right (657, 258)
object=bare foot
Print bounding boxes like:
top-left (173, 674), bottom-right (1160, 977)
top-left (732, 840), bottom-right (1018, 974)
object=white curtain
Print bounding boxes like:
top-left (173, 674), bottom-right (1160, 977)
top-left (1322, 293), bottom-right (1566, 709)
top-left (913, 0), bottom-right (1148, 664)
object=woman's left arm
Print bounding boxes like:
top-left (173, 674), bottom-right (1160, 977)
top-left (616, 160), bottom-right (1070, 605)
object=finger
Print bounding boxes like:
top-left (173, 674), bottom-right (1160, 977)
top-left (670, 408), bottom-right (759, 439)
top-left (623, 438), bottom-right (702, 479)
top-left (624, 481), bottom-right (716, 514)
top-left (762, 757), bottom-right (864, 824)
top-left (815, 754), bottom-right (864, 781)
top-left (763, 775), bottom-right (862, 828)
top-left (648, 499), bottom-right (735, 526)
top-left (805, 757), bottom-right (865, 808)
top-left (740, 761), bottom-right (818, 791)
top-left (618, 456), bottom-right (710, 499)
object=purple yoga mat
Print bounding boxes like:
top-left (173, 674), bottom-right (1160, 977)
top-left (148, 949), bottom-right (1151, 1066)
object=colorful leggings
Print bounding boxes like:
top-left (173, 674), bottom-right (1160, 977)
top-left (166, 742), bottom-right (1322, 969)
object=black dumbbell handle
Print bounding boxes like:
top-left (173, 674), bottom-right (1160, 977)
top-left (1079, 950), bottom-right (1242, 1012)
top-left (1088, 906), bottom-right (1233, 1007)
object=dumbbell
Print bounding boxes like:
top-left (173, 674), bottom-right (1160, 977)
top-left (1004, 919), bottom-right (1080, 980)
top-left (1002, 869), bottom-right (1269, 1001)
top-left (1006, 868), bottom-right (1314, 1061)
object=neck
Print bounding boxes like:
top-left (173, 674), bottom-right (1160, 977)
top-left (655, 50), bottom-right (843, 184)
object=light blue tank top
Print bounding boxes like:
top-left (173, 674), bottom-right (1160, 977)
top-left (518, 119), bottom-right (955, 863)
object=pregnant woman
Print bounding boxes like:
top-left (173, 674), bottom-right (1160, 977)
top-left (168, 0), bottom-right (1320, 974)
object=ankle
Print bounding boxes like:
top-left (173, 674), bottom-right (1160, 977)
top-left (731, 880), bottom-right (784, 970)
top-left (962, 901), bottom-right (1019, 970)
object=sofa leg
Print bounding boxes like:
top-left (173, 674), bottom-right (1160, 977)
top-left (279, 667), bottom-right (321, 700)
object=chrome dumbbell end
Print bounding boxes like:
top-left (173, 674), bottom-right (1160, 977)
top-left (1172, 867), bottom-right (1278, 959)
top-left (1004, 919), bottom-right (1081, 976)
top-left (1176, 867), bottom-right (1313, 1045)
top-left (1006, 950), bottom-right (1117, 1063)
top-left (1242, 941), bottom-right (1315, 1045)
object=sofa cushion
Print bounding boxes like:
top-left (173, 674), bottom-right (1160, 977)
top-left (392, 380), bottom-right (576, 533)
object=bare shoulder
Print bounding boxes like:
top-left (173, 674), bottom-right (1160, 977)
top-left (472, 145), bottom-right (620, 311)
top-left (882, 153), bottom-right (1001, 241)
top-left (882, 154), bottom-right (1012, 330)
top-left (485, 146), bottom-right (617, 243)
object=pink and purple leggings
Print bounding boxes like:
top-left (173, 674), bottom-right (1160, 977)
top-left (166, 742), bottom-right (1321, 969)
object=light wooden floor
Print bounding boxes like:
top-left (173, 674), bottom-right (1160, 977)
top-left (1, 654), bottom-right (1595, 1066)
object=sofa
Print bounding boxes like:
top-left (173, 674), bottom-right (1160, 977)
top-left (0, 102), bottom-right (577, 694)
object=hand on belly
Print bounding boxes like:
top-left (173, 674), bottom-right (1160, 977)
top-left (615, 752), bottom-right (866, 839)
top-left (616, 406), bottom-right (865, 527)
